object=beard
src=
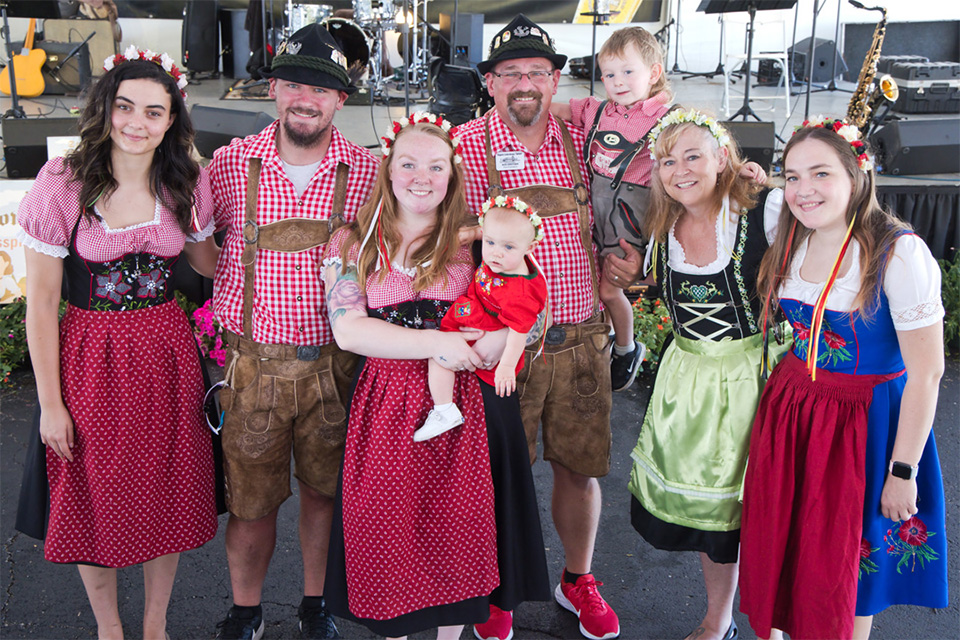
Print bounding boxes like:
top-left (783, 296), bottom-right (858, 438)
top-left (281, 108), bottom-right (329, 148)
top-left (506, 90), bottom-right (544, 127)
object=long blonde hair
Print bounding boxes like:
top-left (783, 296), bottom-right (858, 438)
top-left (756, 125), bottom-right (910, 318)
top-left (644, 120), bottom-right (760, 243)
top-left (340, 122), bottom-right (470, 291)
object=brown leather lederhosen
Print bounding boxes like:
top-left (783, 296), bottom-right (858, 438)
top-left (483, 113), bottom-right (613, 477)
top-left (238, 157), bottom-right (348, 344)
top-left (219, 158), bottom-right (357, 517)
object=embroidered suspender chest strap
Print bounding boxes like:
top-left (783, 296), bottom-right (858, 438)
top-left (585, 102), bottom-right (681, 190)
top-left (482, 113), bottom-right (599, 314)
top-left (240, 158), bottom-right (350, 340)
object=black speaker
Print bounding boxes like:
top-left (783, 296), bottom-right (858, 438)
top-left (191, 105), bottom-right (275, 158)
top-left (869, 118), bottom-right (960, 175)
top-left (439, 12), bottom-right (484, 68)
top-left (789, 38), bottom-right (847, 83)
top-left (2, 117), bottom-right (79, 178)
top-left (723, 121), bottom-right (775, 172)
top-left (220, 7), bottom-right (251, 79)
top-left (182, 0), bottom-right (220, 73)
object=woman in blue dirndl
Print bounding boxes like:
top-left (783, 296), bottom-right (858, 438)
top-left (739, 121), bottom-right (948, 640)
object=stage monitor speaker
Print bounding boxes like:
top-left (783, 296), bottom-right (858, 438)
top-left (13, 39), bottom-right (92, 94)
top-left (191, 105), bottom-right (274, 159)
top-left (439, 13), bottom-right (484, 68)
top-left (789, 37), bottom-right (847, 83)
top-left (723, 121), bottom-right (775, 172)
top-left (182, 0), bottom-right (220, 73)
top-left (2, 117), bottom-right (79, 178)
top-left (869, 118), bottom-right (960, 175)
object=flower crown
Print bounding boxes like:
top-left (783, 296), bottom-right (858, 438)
top-left (647, 108), bottom-right (731, 161)
top-left (479, 195), bottom-right (544, 242)
top-left (104, 46), bottom-right (189, 99)
top-left (381, 111), bottom-right (462, 164)
top-left (794, 116), bottom-right (874, 172)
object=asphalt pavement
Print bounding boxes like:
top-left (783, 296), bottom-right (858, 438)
top-left (2, 361), bottom-right (958, 640)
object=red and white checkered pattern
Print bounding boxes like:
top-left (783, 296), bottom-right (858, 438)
top-left (208, 122), bottom-right (379, 345)
top-left (569, 93), bottom-right (671, 187)
top-left (459, 111), bottom-right (598, 325)
top-left (17, 156), bottom-right (214, 262)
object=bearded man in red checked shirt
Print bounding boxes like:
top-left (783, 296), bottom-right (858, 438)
top-left (459, 15), bottom-right (644, 640)
top-left (207, 24), bottom-right (378, 640)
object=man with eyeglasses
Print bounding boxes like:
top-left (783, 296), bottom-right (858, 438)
top-left (458, 14), bottom-right (639, 640)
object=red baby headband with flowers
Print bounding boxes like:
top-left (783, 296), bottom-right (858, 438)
top-left (104, 46), bottom-right (189, 99)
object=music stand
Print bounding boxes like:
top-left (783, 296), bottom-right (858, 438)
top-left (701, 0), bottom-right (797, 122)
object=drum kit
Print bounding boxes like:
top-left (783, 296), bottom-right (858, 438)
top-left (284, 0), bottom-right (434, 101)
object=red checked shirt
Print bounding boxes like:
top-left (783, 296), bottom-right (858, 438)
top-left (459, 110), bottom-right (598, 325)
top-left (568, 92), bottom-right (671, 187)
top-left (208, 122), bottom-right (379, 346)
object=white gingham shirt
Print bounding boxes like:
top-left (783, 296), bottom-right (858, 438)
top-left (458, 111), bottom-right (598, 325)
top-left (208, 122), bottom-right (379, 345)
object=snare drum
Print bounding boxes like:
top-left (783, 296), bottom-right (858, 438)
top-left (323, 18), bottom-right (371, 76)
top-left (288, 3), bottom-right (333, 33)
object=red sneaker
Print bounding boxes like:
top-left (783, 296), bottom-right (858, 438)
top-left (555, 572), bottom-right (620, 640)
top-left (473, 604), bottom-right (513, 640)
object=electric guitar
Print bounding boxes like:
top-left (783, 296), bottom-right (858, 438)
top-left (1, 18), bottom-right (47, 98)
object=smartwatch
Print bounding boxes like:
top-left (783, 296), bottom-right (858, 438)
top-left (889, 460), bottom-right (918, 480)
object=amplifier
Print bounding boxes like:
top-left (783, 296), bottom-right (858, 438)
top-left (869, 118), bottom-right (960, 175)
top-left (723, 121), bottom-right (775, 173)
top-left (11, 39), bottom-right (92, 94)
top-left (3, 117), bottom-right (81, 178)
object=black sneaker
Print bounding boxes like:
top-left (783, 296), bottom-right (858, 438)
top-left (611, 341), bottom-right (646, 392)
top-left (299, 598), bottom-right (340, 639)
top-left (215, 606), bottom-right (264, 640)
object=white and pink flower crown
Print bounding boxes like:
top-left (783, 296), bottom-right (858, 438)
top-left (380, 111), bottom-right (462, 164)
top-left (479, 194), bottom-right (544, 242)
top-left (104, 46), bottom-right (189, 99)
top-left (795, 116), bottom-right (874, 172)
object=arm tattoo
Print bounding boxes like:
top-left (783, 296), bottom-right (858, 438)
top-left (526, 308), bottom-right (548, 346)
top-left (326, 263), bottom-right (365, 327)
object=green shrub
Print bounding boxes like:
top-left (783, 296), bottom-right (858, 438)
top-left (939, 254), bottom-right (960, 357)
top-left (0, 298), bottom-right (28, 387)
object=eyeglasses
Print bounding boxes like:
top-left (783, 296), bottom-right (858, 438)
top-left (492, 70), bottom-right (554, 85)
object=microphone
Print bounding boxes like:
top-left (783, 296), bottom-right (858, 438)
top-left (53, 31), bottom-right (96, 73)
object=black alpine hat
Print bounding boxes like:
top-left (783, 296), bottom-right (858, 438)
top-left (476, 14), bottom-right (567, 76)
top-left (259, 23), bottom-right (357, 94)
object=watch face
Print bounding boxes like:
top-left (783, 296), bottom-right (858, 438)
top-left (891, 462), bottom-right (916, 479)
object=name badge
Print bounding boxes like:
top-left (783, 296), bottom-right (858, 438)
top-left (495, 151), bottom-right (525, 171)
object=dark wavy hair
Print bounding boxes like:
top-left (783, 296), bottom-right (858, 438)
top-left (64, 58), bottom-right (199, 232)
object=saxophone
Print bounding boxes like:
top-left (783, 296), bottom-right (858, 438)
top-left (846, 2), bottom-right (899, 135)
